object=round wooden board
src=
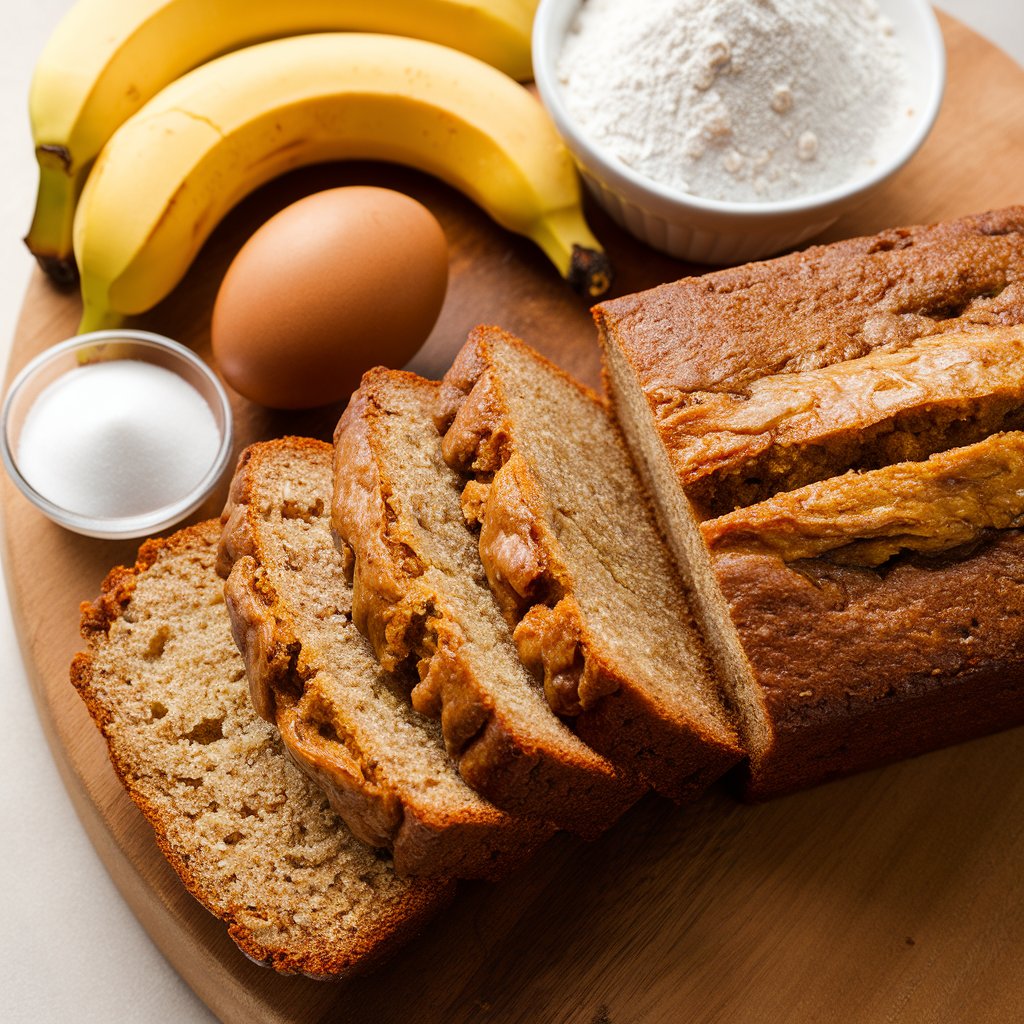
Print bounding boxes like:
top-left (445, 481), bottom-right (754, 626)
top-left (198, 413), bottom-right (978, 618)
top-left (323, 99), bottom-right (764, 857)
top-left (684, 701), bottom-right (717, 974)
top-left (4, 15), bottom-right (1024, 1024)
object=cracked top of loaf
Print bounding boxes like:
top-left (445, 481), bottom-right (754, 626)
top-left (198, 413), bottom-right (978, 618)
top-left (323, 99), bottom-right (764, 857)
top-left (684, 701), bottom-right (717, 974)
top-left (596, 208), bottom-right (1024, 516)
top-left (701, 431), bottom-right (1024, 566)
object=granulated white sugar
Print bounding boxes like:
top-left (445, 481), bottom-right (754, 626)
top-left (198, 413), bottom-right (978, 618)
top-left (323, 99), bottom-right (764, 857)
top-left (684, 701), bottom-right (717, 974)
top-left (17, 360), bottom-right (219, 518)
top-left (558, 0), bottom-right (911, 202)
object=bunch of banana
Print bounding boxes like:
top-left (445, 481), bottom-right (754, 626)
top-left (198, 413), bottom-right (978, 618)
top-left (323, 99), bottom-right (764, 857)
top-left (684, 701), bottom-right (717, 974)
top-left (74, 32), bottom-right (611, 333)
top-left (26, 0), bottom-right (539, 282)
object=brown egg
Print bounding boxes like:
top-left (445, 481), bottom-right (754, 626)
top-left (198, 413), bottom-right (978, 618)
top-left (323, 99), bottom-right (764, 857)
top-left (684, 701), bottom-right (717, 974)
top-left (212, 187), bottom-right (448, 409)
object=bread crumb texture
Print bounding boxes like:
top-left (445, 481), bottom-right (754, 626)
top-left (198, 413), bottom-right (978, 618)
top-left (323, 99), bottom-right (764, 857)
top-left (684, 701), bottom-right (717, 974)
top-left (72, 520), bottom-right (451, 978)
top-left (333, 369), bottom-right (641, 835)
top-left (218, 436), bottom-right (549, 879)
top-left (438, 327), bottom-right (740, 798)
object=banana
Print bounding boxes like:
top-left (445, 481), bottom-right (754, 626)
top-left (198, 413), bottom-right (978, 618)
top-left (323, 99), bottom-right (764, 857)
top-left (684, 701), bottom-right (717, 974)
top-left (73, 33), bottom-right (611, 333)
top-left (26, 0), bottom-right (539, 281)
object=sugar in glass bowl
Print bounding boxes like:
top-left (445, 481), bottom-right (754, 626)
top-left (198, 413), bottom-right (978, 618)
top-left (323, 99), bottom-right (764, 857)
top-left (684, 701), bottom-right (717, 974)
top-left (533, 0), bottom-right (946, 265)
top-left (2, 331), bottom-right (233, 539)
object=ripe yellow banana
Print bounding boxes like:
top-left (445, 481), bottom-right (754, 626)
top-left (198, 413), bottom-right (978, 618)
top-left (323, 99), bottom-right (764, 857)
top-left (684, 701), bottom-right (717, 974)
top-left (26, 0), bottom-right (539, 283)
top-left (73, 33), bottom-right (611, 333)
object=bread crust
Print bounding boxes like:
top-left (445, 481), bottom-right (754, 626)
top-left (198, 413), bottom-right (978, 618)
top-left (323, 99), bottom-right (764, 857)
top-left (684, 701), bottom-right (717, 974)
top-left (701, 432), bottom-right (1024, 565)
top-left (666, 326), bottom-right (1024, 516)
top-left (333, 370), bottom-right (642, 836)
top-left (439, 326), bottom-right (741, 799)
top-left (596, 207), bottom-right (1024, 400)
top-left (219, 437), bottom-right (548, 879)
top-left (598, 210), bottom-right (1024, 519)
top-left (714, 533), bottom-right (1024, 798)
top-left (71, 520), bottom-right (452, 978)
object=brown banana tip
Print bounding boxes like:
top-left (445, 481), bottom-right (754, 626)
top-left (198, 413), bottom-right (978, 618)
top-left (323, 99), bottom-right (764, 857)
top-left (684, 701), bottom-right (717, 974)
top-left (28, 247), bottom-right (79, 289)
top-left (567, 245), bottom-right (613, 299)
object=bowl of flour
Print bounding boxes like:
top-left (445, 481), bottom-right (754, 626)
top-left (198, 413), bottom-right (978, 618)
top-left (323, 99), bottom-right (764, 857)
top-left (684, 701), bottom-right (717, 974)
top-left (533, 0), bottom-right (945, 264)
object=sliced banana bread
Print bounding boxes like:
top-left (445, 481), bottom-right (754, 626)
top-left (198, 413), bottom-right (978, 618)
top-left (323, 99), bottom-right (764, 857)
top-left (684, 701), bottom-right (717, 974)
top-left (596, 207), bottom-right (1024, 798)
top-left (71, 520), bottom-right (452, 978)
top-left (333, 369), bottom-right (643, 835)
top-left (437, 326), bottom-right (741, 799)
top-left (219, 437), bottom-right (550, 879)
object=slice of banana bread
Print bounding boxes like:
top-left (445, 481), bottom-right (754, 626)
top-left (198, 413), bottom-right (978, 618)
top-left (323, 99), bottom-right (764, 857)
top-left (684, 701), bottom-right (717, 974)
top-left (333, 369), bottom-right (643, 836)
top-left (437, 326), bottom-right (741, 799)
top-left (597, 207), bottom-right (1024, 798)
top-left (71, 520), bottom-right (452, 978)
top-left (219, 437), bottom-right (550, 879)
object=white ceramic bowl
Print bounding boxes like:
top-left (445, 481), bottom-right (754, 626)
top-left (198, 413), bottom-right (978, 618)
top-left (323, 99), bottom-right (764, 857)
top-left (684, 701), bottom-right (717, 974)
top-left (1, 331), bottom-right (233, 539)
top-left (533, 0), bottom-right (946, 265)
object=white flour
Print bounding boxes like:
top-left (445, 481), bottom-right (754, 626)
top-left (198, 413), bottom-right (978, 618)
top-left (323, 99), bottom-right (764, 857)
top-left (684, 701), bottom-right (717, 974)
top-left (558, 0), bottom-right (911, 202)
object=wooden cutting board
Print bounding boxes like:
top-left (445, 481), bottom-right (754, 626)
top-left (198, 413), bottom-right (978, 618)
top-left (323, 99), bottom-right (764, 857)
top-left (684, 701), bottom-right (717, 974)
top-left (4, 15), bottom-right (1024, 1024)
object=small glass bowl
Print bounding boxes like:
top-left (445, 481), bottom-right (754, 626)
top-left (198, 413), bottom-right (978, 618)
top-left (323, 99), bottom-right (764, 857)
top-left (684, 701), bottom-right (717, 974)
top-left (1, 330), bottom-right (233, 539)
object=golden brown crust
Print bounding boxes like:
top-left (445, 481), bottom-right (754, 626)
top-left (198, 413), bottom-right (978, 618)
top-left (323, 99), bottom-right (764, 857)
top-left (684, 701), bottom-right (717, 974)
top-left (443, 359), bottom-right (623, 718)
top-left (597, 210), bottom-right (1024, 516)
top-left (513, 598), bottom-right (607, 716)
top-left (223, 555), bottom-right (404, 848)
top-left (218, 438), bottom-right (324, 727)
top-left (331, 389), bottom-right (425, 678)
top-left (71, 520), bottom-right (452, 978)
top-left (595, 207), bottom-right (1024, 400)
top-left (438, 326), bottom-right (741, 800)
top-left (702, 432), bottom-right (1024, 566)
top-left (333, 368), bottom-right (642, 836)
top-left (219, 437), bottom-right (547, 879)
top-left (459, 454), bottom-right (574, 642)
top-left (656, 325), bottom-right (1024, 515)
top-left (714, 534), bottom-right (1024, 799)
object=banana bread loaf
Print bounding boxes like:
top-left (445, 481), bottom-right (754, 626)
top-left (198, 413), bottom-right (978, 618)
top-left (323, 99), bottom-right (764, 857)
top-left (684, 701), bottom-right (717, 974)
top-left (438, 326), bottom-right (741, 799)
top-left (71, 520), bottom-right (452, 977)
top-left (333, 368), bottom-right (643, 835)
top-left (219, 437), bottom-right (551, 878)
top-left (597, 207), bottom-right (1024, 797)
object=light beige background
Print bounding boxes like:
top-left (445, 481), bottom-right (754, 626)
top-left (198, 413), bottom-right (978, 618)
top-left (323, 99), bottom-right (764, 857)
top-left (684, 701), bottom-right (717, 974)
top-left (1, 4), bottom-right (1022, 1022)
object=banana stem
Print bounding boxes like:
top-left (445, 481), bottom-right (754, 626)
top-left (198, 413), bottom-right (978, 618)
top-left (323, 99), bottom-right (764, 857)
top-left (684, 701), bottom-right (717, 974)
top-left (77, 303), bottom-right (126, 336)
top-left (567, 245), bottom-right (614, 300)
top-left (24, 155), bottom-right (88, 286)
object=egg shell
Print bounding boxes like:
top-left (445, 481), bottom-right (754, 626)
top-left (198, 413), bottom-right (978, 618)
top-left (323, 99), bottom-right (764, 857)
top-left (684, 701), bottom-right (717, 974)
top-left (212, 187), bottom-right (448, 409)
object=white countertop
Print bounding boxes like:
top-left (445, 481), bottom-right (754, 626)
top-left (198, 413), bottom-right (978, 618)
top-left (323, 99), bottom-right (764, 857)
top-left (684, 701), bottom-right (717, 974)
top-left (2, 4), bottom-right (1022, 1022)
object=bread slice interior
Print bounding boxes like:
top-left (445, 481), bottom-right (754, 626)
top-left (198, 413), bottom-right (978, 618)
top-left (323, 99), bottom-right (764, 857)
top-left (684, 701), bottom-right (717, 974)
top-left (333, 369), bottom-right (642, 835)
top-left (219, 436), bottom-right (549, 879)
top-left (72, 520), bottom-right (451, 978)
top-left (438, 327), bottom-right (741, 798)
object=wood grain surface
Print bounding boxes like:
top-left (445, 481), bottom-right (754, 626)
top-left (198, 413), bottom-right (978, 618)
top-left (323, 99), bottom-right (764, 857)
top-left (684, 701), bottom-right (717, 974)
top-left (4, 15), bottom-right (1024, 1024)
